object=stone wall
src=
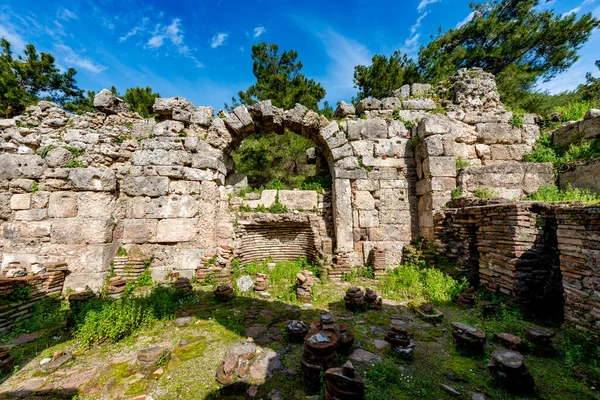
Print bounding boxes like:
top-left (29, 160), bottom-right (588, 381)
top-left (437, 202), bottom-right (600, 337)
top-left (552, 109), bottom-right (600, 149)
top-left (559, 159), bottom-right (600, 192)
top-left (0, 68), bottom-right (562, 291)
top-left (555, 206), bottom-right (600, 337)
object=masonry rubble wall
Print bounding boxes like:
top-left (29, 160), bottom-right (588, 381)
top-left (559, 159), bottom-right (600, 192)
top-left (0, 68), bottom-right (560, 291)
top-left (437, 201), bottom-right (599, 338)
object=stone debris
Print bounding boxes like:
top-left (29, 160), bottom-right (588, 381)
top-left (324, 361), bottom-right (365, 400)
top-left (455, 287), bottom-right (478, 307)
top-left (94, 89), bottom-right (130, 115)
top-left (524, 325), bottom-right (555, 354)
top-left (364, 288), bottom-right (383, 310)
top-left (488, 350), bottom-right (534, 393)
top-left (414, 303), bottom-right (444, 322)
top-left (384, 325), bottom-right (415, 360)
top-left (494, 332), bottom-right (524, 352)
top-left (296, 270), bottom-right (314, 303)
top-left (301, 329), bottom-right (339, 391)
top-left (106, 276), bottom-right (127, 297)
top-left (440, 383), bottom-right (462, 397)
top-left (215, 340), bottom-right (281, 386)
top-left (173, 277), bottom-right (193, 294)
top-left (253, 273), bottom-right (270, 292)
top-left (451, 322), bottom-right (486, 354)
top-left (174, 316), bottom-right (192, 327)
top-left (39, 350), bottom-right (73, 373)
top-left (286, 320), bottom-right (309, 342)
top-left (214, 284), bottom-right (234, 301)
top-left (236, 275), bottom-right (254, 292)
top-left (344, 287), bottom-right (366, 310)
top-left (137, 346), bottom-right (170, 368)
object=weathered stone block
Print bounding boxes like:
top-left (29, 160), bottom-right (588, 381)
top-left (156, 219), bottom-right (198, 242)
top-left (375, 139), bottom-right (411, 158)
top-left (379, 210), bottom-right (411, 225)
top-left (422, 156), bottom-right (456, 178)
top-left (69, 168), bottom-right (116, 192)
top-left (333, 179), bottom-right (354, 253)
top-left (51, 218), bottom-right (114, 244)
top-left (476, 123), bottom-right (521, 144)
top-left (402, 99), bottom-right (436, 110)
top-left (490, 145), bottom-right (531, 161)
top-left (354, 191), bottom-right (375, 210)
top-left (121, 219), bottom-right (158, 243)
top-left (48, 192), bottom-right (78, 218)
top-left (14, 209), bottom-right (46, 221)
top-left (121, 176), bottom-right (169, 197)
top-left (356, 98), bottom-right (382, 115)
top-left (10, 193), bottom-right (31, 210)
top-left (368, 224), bottom-right (411, 241)
top-left (418, 115), bottom-right (452, 137)
top-left (353, 179), bottom-right (379, 192)
top-left (77, 193), bottom-right (116, 218)
top-left (347, 119), bottom-right (387, 140)
top-left (359, 210), bottom-right (379, 228)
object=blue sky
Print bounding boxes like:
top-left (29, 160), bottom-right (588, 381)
top-left (1, 0), bottom-right (599, 110)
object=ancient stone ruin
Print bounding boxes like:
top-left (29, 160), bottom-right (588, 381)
top-left (0, 66), bottom-right (598, 342)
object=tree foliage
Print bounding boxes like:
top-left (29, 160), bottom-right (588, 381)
top-left (123, 86), bottom-right (160, 118)
top-left (417, 0), bottom-right (599, 105)
top-left (353, 51), bottom-right (421, 101)
top-left (228, 43), bottom-right (326, 111)
top-left (0, 39), bottom-right (83, 117)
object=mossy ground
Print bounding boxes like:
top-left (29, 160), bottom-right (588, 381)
top-left (0, 280), bottom-right (598, 399)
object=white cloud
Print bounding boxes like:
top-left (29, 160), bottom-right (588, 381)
top-left (417, 0), bottom-right (441, 12)
top-left (119, 18), bottom-right (148, 42)
top-left (404, 11), bottom-right (429, 54)
top-left (55, 44), bottom-right (107, 74)
top-left (456, 11), bottom-right (475, 28)
top-left (563, 0), bottom-right (596, 16)
top-left (253, 26), bottom-right (266, 38)
top-left (0, 23), bottom-right (25, 52)
top-left (210, 32), bottom-right (228, 48)
top-left (144, 18), bottom-right (204, 68)
top-left (57, 8), bottom-right (78, 21)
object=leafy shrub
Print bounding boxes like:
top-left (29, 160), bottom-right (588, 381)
top-left (117, 247), bottom-right (128, 257)
top-left (451, 187), bottom-right (463, 199)
top-left (510, 113), bottom-right (525, 128)
top-left (8, 295), bottom-right (66, 336)
top-left (524, 134), bottom-right (559, 163)
top-left (63, 145), bottom-right (84, 157)
top-left (298, 175), bottom-right (332, 193)
top-left (137, 267), bottom-right (153, 287)
top-left (31, 182), bottom-right (39, 193)
top-left (473, 187), bottom-right (498, 199)
top-left (455, 158), bottom-right (472, 169)
top-left (264, 178), bottom-right (286, 190)
top-left (239, 204), bottom-right (252, 212)
top-left (555, 100), bottom-right (596, 122)
top-left (269, 192), bottom-right (289, 214)
top-left (255, 204), bottom-right (267, 212)
top-left (9, 282), bottom-right (31, 302)
top-left (66, 160), bottom-right (84, 168)
top-left (524, 184), bottom-right (600, 204)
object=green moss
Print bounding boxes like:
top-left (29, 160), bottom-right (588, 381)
top-left (173, 338), bottom-right (208, 361)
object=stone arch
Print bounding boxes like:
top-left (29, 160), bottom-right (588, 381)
top-left (208, 101), bottom-right (353, 256)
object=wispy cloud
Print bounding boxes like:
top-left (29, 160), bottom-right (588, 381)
top-left (210, 32), bottom-right (228, 48)
top-left (417, 0), bottom-right (441, 12)
top-left (119, 18), bottom-right (148, 42)
top-left (55, 44), bottom-right (107, 73)
top-left (562, 0), bottom-right (596, 16)
top-left (456, 11), bottom-right (475, 28)
top-left (57, 8), bottom-right (78, 21)
top-left (253, 26), bottom-right (266, 38)
top-left (0, 15), bottom-right (25, 52)
top-left (145, 18), bottom-right (204, 67)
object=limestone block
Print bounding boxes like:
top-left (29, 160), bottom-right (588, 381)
top-left (375, 138), bottom-right (412, 158)
top-left (226, 173), bottom-right (248, 189)
top-left (559, 159), bottom-right (600, 193)
top-left (336, 169), bottom-right (368, 180)
top-left (64, 129), bottom-right (100, 145)
top-left (0, 119), bottom-right (15, 129)
top-left (0, 193), bottom-right (12, 219)
top-left (359, 210), bottom-right (379, 228)
top-left (279, 190), bottom-right (318, 210)
top-left (416, 179), bottom-right (432, 196)
top-left (379, 209), bottom-right (411, 225)
top-left (45, 147), bottom-right (74, 168)
top-left (418, 115), bottom-right (452, 137)
top-left (169, 180), bottom-right (201, 195)
top-left (335, 156), bottom-right (360, 171)
top-left (69, 168), bottom-right (116, 192)
top-left (284, 104), bottom-right (309, 133)
top-left (377, 189), bottom-right (409, 210)
top-left (152, 166), bottom-right (184, 178)
top-left (489, 145), bottom-right (531, 161)
top-left (94, 89), bottom-right (130, 114)
top-left (354, 192), bottom-right (376, 213)
top-left (192, 154), bottom-right (226, 173)
top-left (156, 219), bottom-right (198, 242)
top-left (77, 192), bottom-right (116, 218)
top-left (402, 99), bottom-right (436, 110)
top-left (145, 195), bottom-right (198, 219)
top-left (347, 119), bottom-right (387, 140)
top-left (422, 156), bottom-right (456, 178)
top-left (418, 135), bottom-right (444, 158)
top-left (11, 193), bottom-right (31, 210)
top-left (14, 221), bottom-right (52, 238)
top-left (48, 192), bottom-right (78, 218)
top-left (356, 98), bottom-right (382, 115)
top-left (522, 163), bottom-right (554, 194)
top-left (206, 118), bottom-right (232, 150)
top-left (381, 97), bottom-right (402, 110)
top-left (411, 83), bottom-right (432, 96)
top-left (301, 110), bottom-right (322, 137)
top-left (153, 97), bottom-right (196, 115)
top-left (442, 139), bottom-right (477, 159)
top-left (326, 131), bottom-right (348, 149)
top-left (392, 85), bottom-right (411, 99)
top-left (362, 156), bottom-right (411, 169)
top-left (521, 125), bottom-right (541, 146)
top-left (172, 248), bottom-right (208, 273)
top-left (132, 149), bottom-right (171, 166)
top-left (121, 176), bottom-right (169, 197)
top-left (14, 209), bottom-right (46, 221)
top-left (183, 167), bottom-right (222, 183)
top-left (351, 141), bottom-right (374, 158)
top-left (319, 121), bottom-right (339, 141)
top-left (353, 179), bottom-right (379, 191)
top-left (191, 107), bottom-right (214, 127)
top-left (331, 143), bottom-right (354, 161)
top-left (476, 123), bottom-right (521, 144)
top-left (154, 120), bottom-right (185, 136)
top-left (579, 117), bottom-right (600, 141)
top-left (475, 144), bottom-right (491, 159)
top-left (368, 224), bottom-right (411, 242)
top-left (333, 179), bottom-right (354, 253)
top-left (388, 120), bottom-right (410, 138)
top-left (232, 106), bottom-right (254, 132)
top-left (172, 108), bottom-right (191, 123)
top-left (31, 192), bottom-right (49, 209)
top-left (380, 180), bottom-right (408, 189)
top-left (0, 155), bottom-right (44, 179)
top-left (244, 190), bottom-right (278, 209)
top-left (334, 102), bottom-right (355, 119)
top-left (121, 219), bottom-right (158, 243)
top-left (51, 218), bottom-right (114, 244)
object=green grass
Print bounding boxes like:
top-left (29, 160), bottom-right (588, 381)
top-left (555, 100), bottom-right (597, 122)
top-left (455, 158), bottom-right (472, 169)
top-left (473, 187), bottom-right (498, 199)
top-left (524, 184), bottom-right (600, 204)
top-left (66, 160), bottom-right (84, 168)
top-left (450, 187), bottom-right (463, 199)
top-left (510, 113), bottom-right (525, 128)
top-left (62, 145), bottom-right (84, 157)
